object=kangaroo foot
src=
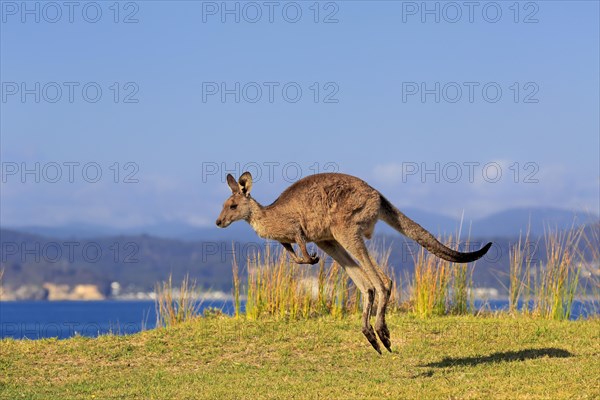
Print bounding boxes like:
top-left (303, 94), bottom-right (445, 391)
top-left (294, 254), bottom-right (320, 265)
top-left (306, 254), bottom-right (320, 264)
top-left (362, 326), bottom-right (382, 354)
top-left (375, 323), bottom-right (392, 353)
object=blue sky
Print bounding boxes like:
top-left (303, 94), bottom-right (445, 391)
top-left (1, 1), bottom-right (598, 229)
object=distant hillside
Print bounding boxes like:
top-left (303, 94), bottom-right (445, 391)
top-left (11, 207), bottom-right (598, 242)
top-left (1, 222), bottom-right (598, 299)
top-left (0, 229), bottom-right (238, 296)
top-left (15, 220), bottom-right (259, 242)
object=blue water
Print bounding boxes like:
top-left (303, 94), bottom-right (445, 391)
top-left (472, 299), bottom-right (598, 320)
top-left (0, 300), bottom-right (236, 340)
top-left (0, 300), bottom-right (596, 340)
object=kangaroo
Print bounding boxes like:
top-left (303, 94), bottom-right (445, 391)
top-left (216, 172), bottom-right (492, 354)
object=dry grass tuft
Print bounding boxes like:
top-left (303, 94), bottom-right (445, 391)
top-left (154, 274), bottom-right (202, 327)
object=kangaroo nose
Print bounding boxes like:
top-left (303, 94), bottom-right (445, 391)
top-left (216, 219), bottom-right (222, 227)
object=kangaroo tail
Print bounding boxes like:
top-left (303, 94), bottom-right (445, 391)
top-left (379, 195), bottom-right (492, 263)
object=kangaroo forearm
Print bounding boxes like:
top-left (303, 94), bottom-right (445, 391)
top-left (280, 237), bottom-right (320, 265)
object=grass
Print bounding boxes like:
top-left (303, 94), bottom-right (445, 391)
top-left (404, 236), bottom-right (479, 317)
top-left (508, 226), bottom-right (599, 320)
top-left (157, 225), bottom-right (596, 324)
top-left (534, 228), bottom-right (582, 320)
top-left (412, 245), bottom-right (450, 317)
top-left (1, 314), bottom-right (598, 399)
top-left (235, 243), bottom-right (399, 320)
top-left (233, 238), bottom-right (480, 321)
top-left (154, 274), bottom-right (202, 327)
top-left (508, 230), bottom-right (536, 314)
top-left (580, 225), bottom-right (600, 314)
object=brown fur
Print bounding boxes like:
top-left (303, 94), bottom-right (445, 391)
top-left (216, 172), bottom-right (492, 353)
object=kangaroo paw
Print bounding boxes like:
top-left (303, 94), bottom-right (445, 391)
top-left (297, 255), bottom-right (320, 264)
top-left (377, 330), bottom-right (392, 352)
top-left (362, 326), bottom-right (382, 354)
top-left (376, 323), bottom-right (392, 352)
top-left (294, 256), bottom-right (320, 265)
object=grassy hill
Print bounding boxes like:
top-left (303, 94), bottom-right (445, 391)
top-left (1, 314), bottom-right (598, 399)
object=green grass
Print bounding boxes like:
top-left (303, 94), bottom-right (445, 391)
top-left (1, 314), bottom-right (599, 399)
top-left (508, 226), bottom-right (599, 320)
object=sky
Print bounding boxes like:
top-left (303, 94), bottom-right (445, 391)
top-left (1, 1), bottom-right (599, 229)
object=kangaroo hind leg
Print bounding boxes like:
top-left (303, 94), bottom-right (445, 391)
top-left (316, 240), bottom-right (381, 354)
top-left (333, 233), bottom-right (393, 352)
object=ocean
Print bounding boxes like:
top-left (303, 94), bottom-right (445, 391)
top-left (0, 300), bottom-right (597, 340)
top-left (0, 300), bottom-right (235, 340)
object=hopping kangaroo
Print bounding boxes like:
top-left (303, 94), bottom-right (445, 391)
top-left (216, 172), bottom-right (492, 354)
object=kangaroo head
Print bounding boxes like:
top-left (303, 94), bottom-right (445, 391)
top-left (215, 172), bottom-right (253, 228)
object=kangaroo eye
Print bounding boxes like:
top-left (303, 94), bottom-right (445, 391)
top-left (230, 204), bottom-right (237, 210)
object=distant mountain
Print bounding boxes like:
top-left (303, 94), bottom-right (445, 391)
top-left (14, 223), bottom-right (121, 239)
top-left (6, 207), bottom-right (598, 242)
top-left (0, 228), bottom-right (239, 295)
top-left (471, 208), bottom-right (599, 238)
top-left (178, 223), bottom-right (261, 243)
top-left (375, 207), bottom-right (598, 240)
top-left (9, 221), bottom-right (259, 242)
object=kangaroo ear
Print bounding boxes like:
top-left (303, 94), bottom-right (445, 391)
top-left (226, 174), bottom-right (239, 194)
top-left (238, 172), bottom-right (253, 197)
